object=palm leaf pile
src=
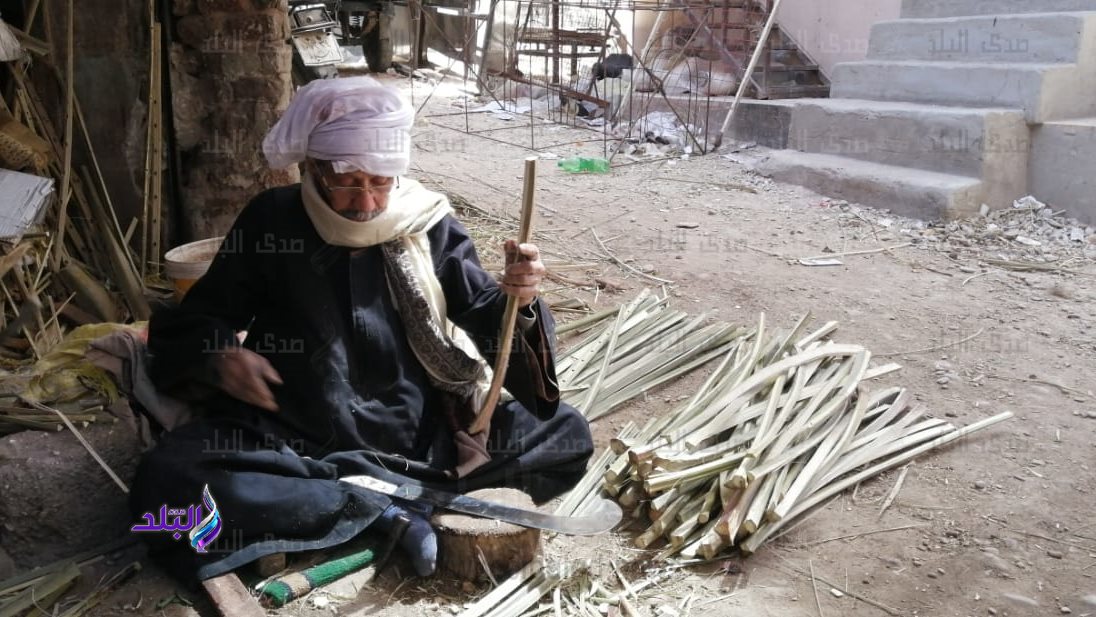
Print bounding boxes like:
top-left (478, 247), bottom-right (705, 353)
top-left (460, 291), bottom-right (1011, 616)
top-left (555, 291), bottom-right (1011, 559)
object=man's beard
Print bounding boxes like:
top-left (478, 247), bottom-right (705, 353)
top-left (336, 209), bottom-right (383, 222)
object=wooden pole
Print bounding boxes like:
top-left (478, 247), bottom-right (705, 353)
top-left (477, 0), bottom-right (499, 92)
top-left (712, 0), bottom-right (784, 150)
top-left (73, 100), bottom-right (142, 279)
top-left (80, 168), bottom-right (150, 319)
top-left (550, 0), bottom-right (560, 85)
top-left (49, 0), bottom-right (75, 272)
top-left (469, 157), bottom-right (537, 435)
top-left (148, 21), bottom-right (164, 279)
top-left (140, 9), bottom-right (152, 280)
top-left (637, 8), bottom-right (667, 68)
top-left (24, 0), bottom-right (43, 31)
top-left (58, 261), bottom-right (120, 322)
top-left (409, 0), bottom-right (423, 70)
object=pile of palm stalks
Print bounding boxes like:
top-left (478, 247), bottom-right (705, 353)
top-left (457, 558), bottom-right (673, 617)
top-left (462, 300), bottom-right (1013, 616)
top-left (589, 313), bottom-right (1012, 559)
top-left (557, 289), bottom-right (741, 421)
top-left (0, 238), bottom-right (67, 365)
top-left (0, 399), bottom-right (114, 436)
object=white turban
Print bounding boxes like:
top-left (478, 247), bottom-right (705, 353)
top-left (262, 76), bottom-right (413, 177)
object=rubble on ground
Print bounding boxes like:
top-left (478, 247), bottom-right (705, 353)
top-left (830, 196), bottom-right (1096, 267)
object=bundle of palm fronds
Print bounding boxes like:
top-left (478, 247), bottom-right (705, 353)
top-left (466, 296), bottom-right (1013, 617)
top-left (567, 309), bottom-right (1011, 559)
top-left (557, 289), bottom-right (742, 421)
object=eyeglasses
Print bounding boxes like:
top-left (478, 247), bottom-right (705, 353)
top-left (315, 169), bottom-right (399, 197)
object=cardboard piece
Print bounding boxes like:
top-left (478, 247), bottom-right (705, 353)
top-left (0, 168), bottom-right (54, 240)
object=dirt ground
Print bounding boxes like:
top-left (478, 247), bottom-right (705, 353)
top-left (29, 71), bottom-right (1096, 616)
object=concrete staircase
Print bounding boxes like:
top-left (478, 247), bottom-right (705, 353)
top-left (730, 1), bottom-right (1096, 221)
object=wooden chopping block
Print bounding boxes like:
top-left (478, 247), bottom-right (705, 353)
top-left (432, 487), bottom-right (541, 581)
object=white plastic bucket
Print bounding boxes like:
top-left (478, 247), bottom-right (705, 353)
top-left (163, 237), bottom-right (223, 300)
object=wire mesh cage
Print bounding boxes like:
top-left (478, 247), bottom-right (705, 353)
top-left (412, 0), bottom-right (793, 161)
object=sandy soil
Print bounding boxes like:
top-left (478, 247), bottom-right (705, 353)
top-left (53, 72), bottom-right (1096, 616)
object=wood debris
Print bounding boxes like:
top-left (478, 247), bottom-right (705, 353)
top-left (0, 400), bottom-right (113, 436)
top-left (455, 558), bottom-right (677, 617)
top-left (0, 537), bottom-right (137, 617)
top-left (1, 9), bottom-right (153, 368)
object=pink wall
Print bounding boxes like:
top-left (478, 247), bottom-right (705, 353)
top-left (776, 0), bottom-right (902, 76)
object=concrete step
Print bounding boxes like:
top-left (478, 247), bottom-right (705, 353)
top-left (830, 60), bottom-right (1085, 122)
top-left (783, 99), bottom-right (1028, 181)
top-left (902, 0), bottom-right (1096, 18)
top-left (763, 64), bottom-right (822, 74)
top-left (755, 151), bottom-right (985, 219)
top-left (1030, 117), bottom-right (1096, 225)
top-left (870, 12), bottom-right (1096, 64)
top-left (765, 83), bottom-right (831, 98)
top-left (728, 99), bottom-right (797, 148)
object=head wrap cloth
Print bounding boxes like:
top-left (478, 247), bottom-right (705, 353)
top-left (262, 76), bottom-right (413, 177)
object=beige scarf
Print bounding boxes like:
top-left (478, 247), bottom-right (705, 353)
top-left (301, 173), bottom-right (495, 436)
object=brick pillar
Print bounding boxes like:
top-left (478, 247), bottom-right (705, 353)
top-left (171, 0), bottom-right (298, 240)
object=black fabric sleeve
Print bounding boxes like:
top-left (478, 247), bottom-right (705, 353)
top-left (147, 194), bottom-right (274, 397)
top-left (427, 215), bottom-right (561, 417)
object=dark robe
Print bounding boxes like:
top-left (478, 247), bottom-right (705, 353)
top-left (131, 184), bottom-right (593, 581)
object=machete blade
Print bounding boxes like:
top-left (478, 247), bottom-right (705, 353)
top-left (340, 474), bottom-right (622, 536)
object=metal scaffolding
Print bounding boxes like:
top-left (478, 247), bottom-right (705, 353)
top-left (409, 0), bottom-right (790, 163)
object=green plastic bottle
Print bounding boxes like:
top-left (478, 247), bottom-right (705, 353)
top-left (557, 157), bottom-right (610, 174)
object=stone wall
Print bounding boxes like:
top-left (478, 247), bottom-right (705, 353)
top-left (170, 0), bottom-right (297, 241)
top-left (31, 0), bottom-right (295, 252)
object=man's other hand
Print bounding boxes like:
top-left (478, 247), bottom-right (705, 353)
top-left (215, 347), bottom-right (283, 412)
top-left (501, 240), bottom-right (545, 309)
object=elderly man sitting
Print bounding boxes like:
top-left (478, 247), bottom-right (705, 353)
top-left (131, 77), bottom-right (594, 582)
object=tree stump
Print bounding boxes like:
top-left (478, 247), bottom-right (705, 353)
top-left (432, 488), bottom-right (541, 581)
